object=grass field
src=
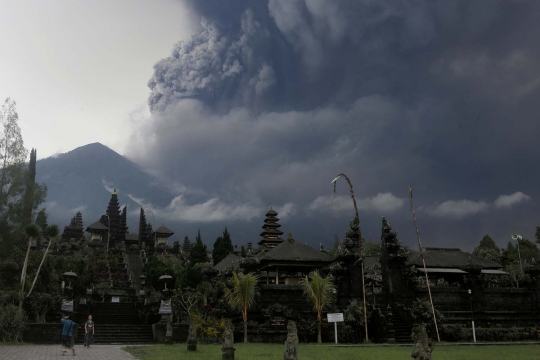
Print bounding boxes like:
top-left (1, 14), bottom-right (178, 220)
top-left (123, 343), bottom-right (540, 360)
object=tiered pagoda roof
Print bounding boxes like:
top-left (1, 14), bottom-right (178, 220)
top-left (258, 206), bottom-right (284, 248)
top-left (86, 220), bottom-right (109, 232)
top-left (154, 225), bottom-right (174, 236)
top-left (257, 235), bottom-right (334, 270)
top-left (182, 236), bottom-right (193, 253)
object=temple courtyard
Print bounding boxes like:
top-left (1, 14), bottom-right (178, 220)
top-left (2, 343), bottom-right (539, 360)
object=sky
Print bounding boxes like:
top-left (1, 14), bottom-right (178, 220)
top-left (3, 0), bottom-right (540, 250)
top-left (0, 0), bottom-right (195, 157)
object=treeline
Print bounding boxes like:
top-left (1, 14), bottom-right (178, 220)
top-left (473, 233), bottom-right (540, 287)
top-left (0, 98), bottom-right (63, 342)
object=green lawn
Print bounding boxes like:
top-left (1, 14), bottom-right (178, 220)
top-left (123, 343), bottom-right (540, 360)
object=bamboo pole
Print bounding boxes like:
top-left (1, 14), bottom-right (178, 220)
top-left (408, 186), bottom-right (440, 342)
top-left (332, 174), bottom-right (369, 342)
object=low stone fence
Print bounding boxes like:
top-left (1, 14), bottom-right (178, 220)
top-left (23, 323), bottom-right (79, 344)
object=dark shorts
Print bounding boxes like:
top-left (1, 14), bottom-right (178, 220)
top-left (61, 335), bottom-right (74, 349)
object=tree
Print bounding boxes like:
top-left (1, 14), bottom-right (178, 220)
top-left (172, 287), bottom-right (199, 322)
top-left (364, 241), bottom-right (381, 256)
top-left (213, 228), bottom-right (233, 265)
top-left (223, 272), bottom-right (259, 343)
top-left (190, 230), bottom-right (209, 264)
top-left (501, 238), bottom-right (540, 265)
top-left (300, 271), bottom-right (335, 344)
top-left (0, 99), bottom-right (46, 236)
top-left (329, 235), bottom-right (340, 256)
top-left (21, 148), bottom-right (36, 226)
top-left (196, 281), bottom-right (212, 306)
top-left (35, 208), bottom-right (47, 231)
top-left (536, 227), bottom-right (540, 244)
top-left (0, 98), bottom-right (27, 231)
top-left (473, 235), bottom-right (501, 263)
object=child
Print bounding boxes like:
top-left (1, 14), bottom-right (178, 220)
top-left (61, 314), bottom-right (77, 356)
top-left (84, 315), bottom-right (95, 348)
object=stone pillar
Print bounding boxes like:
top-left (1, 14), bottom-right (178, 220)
top-left (187, 321), bottom-right (197, 351)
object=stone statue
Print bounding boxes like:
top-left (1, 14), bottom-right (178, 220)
top-left (411, 324), bottom-right (434, 360)
top-left (283, 321), bottom-right (299, 360)
top-left (222, 319), bottom-right (234, 348)
top-left (187, 320), bottom-right (197, 351)
top-left (221, 319), bottom-right (235, 360)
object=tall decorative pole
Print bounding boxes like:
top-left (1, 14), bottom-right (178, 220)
top-left (331, 174), bottom-right (369, 342)
top-left (105, 214), bottom-right (111, 255)
top-left (408, 186), bottom-right (440, 342)
top-left (511, 234), bottom-right (523, 276)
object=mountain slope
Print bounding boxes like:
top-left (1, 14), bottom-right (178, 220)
top-left (36, 143), bottom-right (173, 229)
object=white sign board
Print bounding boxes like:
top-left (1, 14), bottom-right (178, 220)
top-left (111, 296), bottom-right (120, 303)
top-left (327, 313), bottom-right (344, 344)
top-left (327, 313), bottom-right (344, 323)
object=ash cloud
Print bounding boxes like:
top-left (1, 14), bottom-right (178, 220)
top-left (128, 0), bottom-right (540, 249)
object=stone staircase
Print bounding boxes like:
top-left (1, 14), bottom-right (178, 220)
top-left (77, 303), bottom-right (153, 344)
top-left (391, 313), bottom-right (412, 343)
top-left (126, 251), bottom-right (145, 291)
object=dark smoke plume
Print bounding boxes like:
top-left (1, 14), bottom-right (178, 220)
top-left (128, 0), bottom-right (540, 248)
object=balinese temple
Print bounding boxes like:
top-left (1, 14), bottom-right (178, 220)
top-left (86, 220), bottom-right (108, 246)
top-left (125, 233), bottom-right (139, 249)
top-left (153, 225), bottom-right (175, 250)
top-left (258, 206), bottom-right (284, 248)
top-left (214, 207), bottom-right (334, 285)
top-left (257, 232), bottom-right (334, 285)
top-left (60, 211), bottom-right (84, 247)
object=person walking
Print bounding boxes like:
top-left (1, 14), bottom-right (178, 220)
top-left (61, 314), bottom-right (77, 356)
top-left (84, 315), bottom-right (95, 348)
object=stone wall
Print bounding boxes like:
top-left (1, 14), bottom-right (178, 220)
top-left (415, 287), bottom-right (538, 327)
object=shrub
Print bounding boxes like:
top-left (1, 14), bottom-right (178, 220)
top-left (0, 305), bottom-right (27, 342)
top-left (196, 316), bottom-right (227, 344)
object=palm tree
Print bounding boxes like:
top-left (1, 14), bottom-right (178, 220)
top-left (223, 272), bottom-right (259, 343)
top-left (301, 271), bottom-right (335, 344)
top-left (19, 223), bottom-right (42, 310)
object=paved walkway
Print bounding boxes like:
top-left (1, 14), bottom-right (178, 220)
top-left (0, 345), bottom-right (137, 360)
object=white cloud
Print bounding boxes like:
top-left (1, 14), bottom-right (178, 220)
top-left (309, 192), bottom-right (404, 213)
top-left (277, 203), bottom-right (297, 218)
top-left (102, 178), bottom-right (116, 193)
top-left (430, 200), bottom-right (489, 218)
top-left (127, 194), bottom-right (263, 223)
top-left (69, 205), bottom-right (87, 213)
top-left (428, 191), bottom-right (532, 218)
top-left (364, 193), bottom-right (405, 212)
top-left (494, 191), bottom-right (531, 209)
